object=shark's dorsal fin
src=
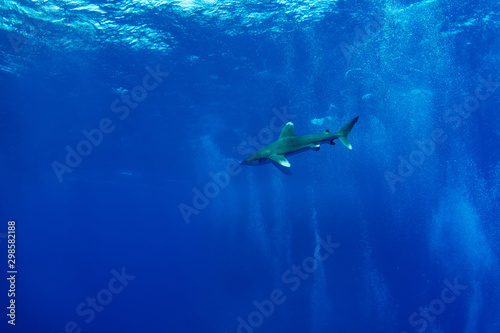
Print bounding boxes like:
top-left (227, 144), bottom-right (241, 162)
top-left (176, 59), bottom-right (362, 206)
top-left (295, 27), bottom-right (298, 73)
top-left (279, 122), bottom-right (295, 139)
top-left (269, 155), bottom-right (291, 174)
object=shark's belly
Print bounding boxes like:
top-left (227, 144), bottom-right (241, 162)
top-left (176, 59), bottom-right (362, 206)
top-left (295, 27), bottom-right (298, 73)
top-left (277, 143), bottom-right (318, 156)
top-left (285, 146), bottom-right (312, 156)
top-left (273, 136), bottom-right (332, 156)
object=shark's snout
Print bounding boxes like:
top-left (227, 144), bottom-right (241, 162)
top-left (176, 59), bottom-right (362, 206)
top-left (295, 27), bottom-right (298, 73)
top-left (240, 156), bottom-right (255, 165)
top-left (241, 153), bottom-right (265, 166)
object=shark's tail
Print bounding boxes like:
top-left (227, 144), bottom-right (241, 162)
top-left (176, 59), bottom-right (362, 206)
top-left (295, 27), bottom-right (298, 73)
top-left (335, 116), bottom-right (359, 150)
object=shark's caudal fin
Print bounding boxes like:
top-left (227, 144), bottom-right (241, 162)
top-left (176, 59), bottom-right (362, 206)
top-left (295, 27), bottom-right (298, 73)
top-left (335, 116), bottom-right (359, 150)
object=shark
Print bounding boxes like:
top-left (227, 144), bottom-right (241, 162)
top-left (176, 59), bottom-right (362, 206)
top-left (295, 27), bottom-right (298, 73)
top-left (240, 116), bottom-right (359, 174)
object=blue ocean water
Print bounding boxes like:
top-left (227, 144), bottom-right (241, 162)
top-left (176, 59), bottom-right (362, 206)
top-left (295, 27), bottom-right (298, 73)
top-left (1, 0), bottom-right (499, 332)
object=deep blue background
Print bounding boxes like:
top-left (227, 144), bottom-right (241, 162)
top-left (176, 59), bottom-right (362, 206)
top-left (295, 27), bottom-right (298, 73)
top-left (0, 0), bottom-right (499, 332)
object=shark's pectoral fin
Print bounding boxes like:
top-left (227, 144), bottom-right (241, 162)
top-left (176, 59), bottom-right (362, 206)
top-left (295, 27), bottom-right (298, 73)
top-left (271, 161), bottom-right (292, 174)
top-left (269, 155), bottom-right (292, 175)
top-left (269, 154), bottom-right (290, 167)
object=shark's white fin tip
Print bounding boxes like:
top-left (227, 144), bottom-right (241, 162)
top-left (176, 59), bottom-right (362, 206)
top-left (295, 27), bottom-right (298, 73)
top-left (279, 123), bottom-right (295, 139)
top-left (269, 155), bottom-right (291, 174)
